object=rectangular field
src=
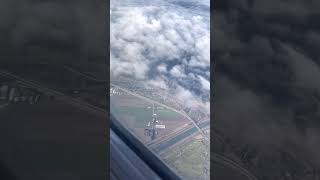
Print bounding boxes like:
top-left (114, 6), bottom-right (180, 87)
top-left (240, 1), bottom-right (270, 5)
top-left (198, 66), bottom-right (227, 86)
top-left (110, 91), bottom-right (190, 143)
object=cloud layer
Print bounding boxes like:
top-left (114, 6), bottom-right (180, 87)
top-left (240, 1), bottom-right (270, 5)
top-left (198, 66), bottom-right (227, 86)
top-left (213, 0), bottom-right (320, 177)
top-left (111, 0), bottom-right (210, 112)
top-left (0, 0), bottom-right (107, 64)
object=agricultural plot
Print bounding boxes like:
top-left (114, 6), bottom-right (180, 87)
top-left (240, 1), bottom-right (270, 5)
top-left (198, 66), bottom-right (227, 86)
top-left (160, 134), bottom-right (208, 180)
top-left (110, 89), bottom-right (190, 144)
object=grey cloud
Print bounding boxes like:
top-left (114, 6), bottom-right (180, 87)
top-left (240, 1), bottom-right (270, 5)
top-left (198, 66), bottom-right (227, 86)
top-left (111, 1), bottom-right (210, 111)
top-left (213, 0), bottom-right (320, 177)
top-left (252, 0), bottom-right (320, 20)
top-left (284, 44), bottom-right (320, 91)
top-left (214, 76), bottom-right (294, 146)
top-left (1, 0), bottom-right (107, 64)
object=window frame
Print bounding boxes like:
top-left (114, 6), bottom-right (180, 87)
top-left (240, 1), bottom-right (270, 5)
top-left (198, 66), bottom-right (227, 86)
top-left (110, 113), bottom-right (182, 180)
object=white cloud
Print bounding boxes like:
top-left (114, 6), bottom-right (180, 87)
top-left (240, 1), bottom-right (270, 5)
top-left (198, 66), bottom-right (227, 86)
top-left (198, 75), bottom-right (210, 91)
top-left (147, 77), bottom-right (168, 90)
top-left (170, 65), bottom-right (186, 78)
top-left (110, 0), bottom-right (210, 112)
top-left (157, 63), bottom-right (167, 73)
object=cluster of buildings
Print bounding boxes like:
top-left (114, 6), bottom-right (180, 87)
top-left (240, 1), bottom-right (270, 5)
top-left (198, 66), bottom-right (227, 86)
top-left (145, 104), bottom-right (166, 140)
top-left (0, 84), bottom-right (41, 105)
top-left (110, 87), bottom-right (124, 96)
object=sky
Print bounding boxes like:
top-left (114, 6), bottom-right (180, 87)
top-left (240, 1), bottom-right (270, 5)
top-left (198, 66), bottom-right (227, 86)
top-left (213, 0), bottom-right (320, 174)
top-left (110, 0), bottom-right (210, 113)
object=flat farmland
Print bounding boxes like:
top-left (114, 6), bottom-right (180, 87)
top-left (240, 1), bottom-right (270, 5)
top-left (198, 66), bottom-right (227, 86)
top-left (160, 135), bottom-right (208, 180)
top-left (0, 95), bottom-right (106, 180)
top-left (155, 108), bottom-right (190, 138)
top-left (111, 93), bottom-right (152, 142)
top-left (110, 90), bottom-right (190, 144)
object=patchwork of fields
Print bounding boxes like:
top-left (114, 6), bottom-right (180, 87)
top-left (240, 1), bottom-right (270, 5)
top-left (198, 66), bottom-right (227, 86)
top-left (110, 87), bottom-right (208, 179)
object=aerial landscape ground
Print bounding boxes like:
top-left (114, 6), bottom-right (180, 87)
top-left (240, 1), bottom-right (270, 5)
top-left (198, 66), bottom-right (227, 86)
top-left (110, 0), bottom-right (211, 179)
top-left (110, 81), bottom-right (209, 179)
top-left (0, 78), bottom-right (106, 180)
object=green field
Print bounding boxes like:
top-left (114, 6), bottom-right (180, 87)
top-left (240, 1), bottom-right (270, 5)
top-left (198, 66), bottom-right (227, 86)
top-left (161, 137), bottom-right (208, 180)
top-left (110, 95), bottom-right (186, 126)
top-left (111, 105), bottom-right (152, 128)
top-left (157, 108), bottom-right (182, 119)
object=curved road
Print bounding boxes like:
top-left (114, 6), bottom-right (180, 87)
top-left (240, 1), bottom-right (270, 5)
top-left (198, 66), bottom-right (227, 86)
top-left (111, 83), bottom-right (209, 143)
top-left (212, 153), bottom-right (258, 180)
top-left (111, 83), bottom-right (258, 180)
top-left (0, 70), bottom-right (258, 180)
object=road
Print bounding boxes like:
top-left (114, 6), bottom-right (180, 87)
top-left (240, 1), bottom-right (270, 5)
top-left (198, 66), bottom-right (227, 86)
top-left (111, 83), bottom-right (259, 179)
top-left (0, 69), bottom-right (258, 180)
top-left (62, 65), bottom-right (210, 146)
top-left (0, 70), bottom-right (107, 118)
top-left (0, 70), bottom-right (107, 180)
top-left (62, 65), bottom-right (106, 83)
top-left (212, 153), bottom-right (258, 180)
top-left (62, 66), bottom-right (209, 140)
top-left (150, 126), bottom-right (199, 153)
top-left (60, 66), bottom-right (209, 142)
top-left (111, 83), bottom-right (209, 143)
top-left (148, 121), bottom-right (210, 152)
